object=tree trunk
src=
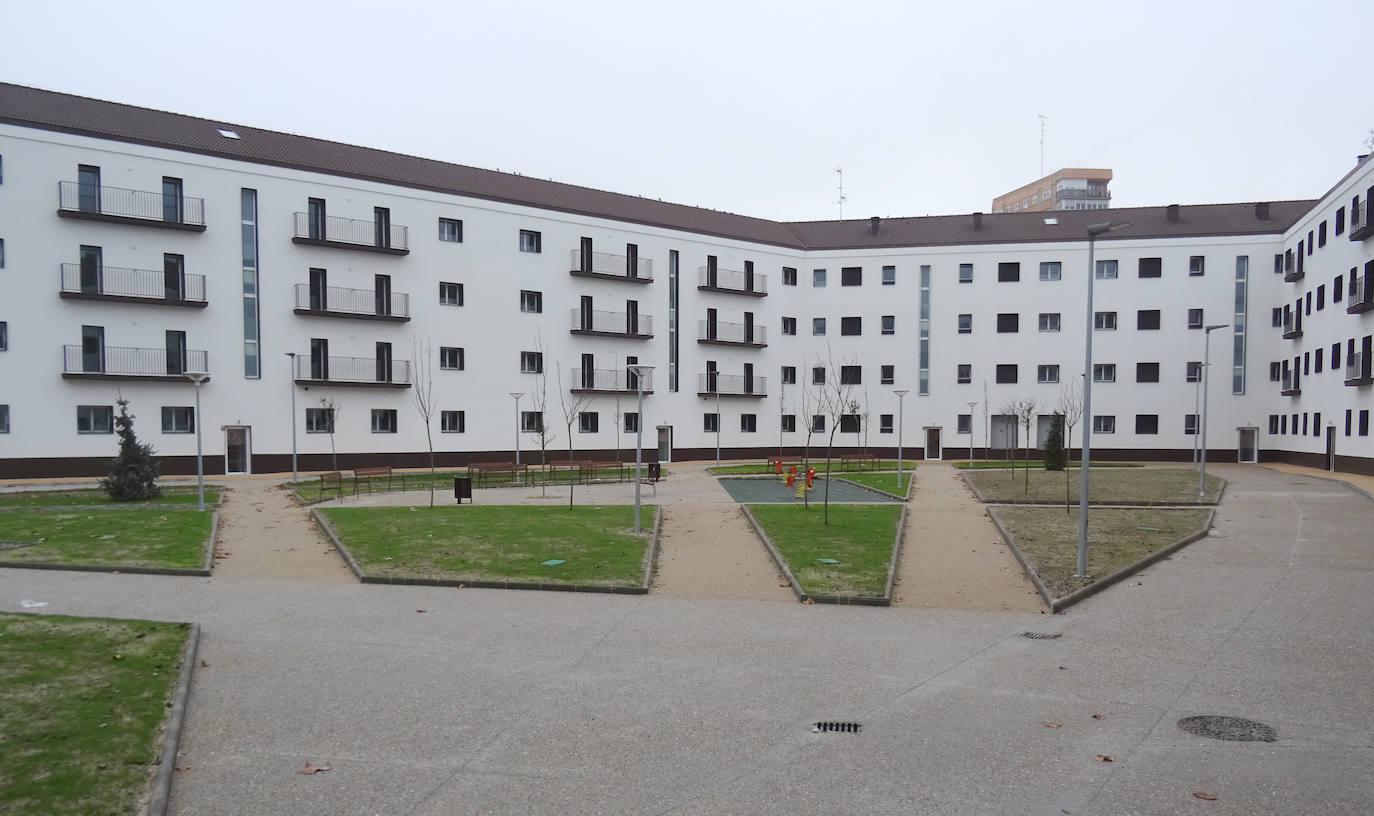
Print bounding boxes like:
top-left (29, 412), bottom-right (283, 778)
top-left (427, 427), bottom-right (436, 508)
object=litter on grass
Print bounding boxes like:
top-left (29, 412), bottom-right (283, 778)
top-left (540, 559), bottom-right (566, 566)
top-left (818, 558), bottom-right (840, 564)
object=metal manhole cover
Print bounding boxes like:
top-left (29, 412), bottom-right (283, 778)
top-left (813, 721), bottom-right (861, 734)
top-left (1020, 631), bottom-right (1062, 640)
top-left (1177, 715), bottom-right (1276, 742)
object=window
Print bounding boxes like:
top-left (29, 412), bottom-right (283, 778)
top-left (1268, 361), bottom-right (1281, 382)
top-left (440, 346), bottom-right (465, 370)
top-left (811, 415), bottom-right (825, 433)
top-left (881, 315), bottom-right (895, 335)
top-left (518, 229), bottom-right (541, 252)
top-left (841, 317), bottom-right (862, 336)
top-left (441, 410), bottom-right (465, 433)
top-left (813, 269), bottom-right (826, 287)
top-left (812, 318), bottom-right (826, 336)
top-left (1268, 415), bottom-right (1279, 435)
top-left (1332, 343), bottom-right (1341, 370)
top-left (1038, 313), bottom-right (1060, 332)
top-left (0, 239), bottom-right (4, 269)
top-left (957, 414), bottom-right (972, 434)
top-left (812, 366), bottom-right (825, 385)
top-left (1136, 362), bottom-right (1160, 383)
top-left (306, 407), bottom-right (334, 433)
top-left (841, 267), bottom-right (862, 286)
top-left (1188, 308), bottom-right (1203, 329)
top-left (1092, 415), bottom-right (1116, 434)
top-left (371, 409), bottom-right (397, 433)
top-left (520, 351), bottom-right (543, 373)
top-left (438, 218), bottom-right (463, 242)
top-left (1037, 365), bottom-right (1059, 384)
top-left (521, 410), bottom-right (543, 432)
top-left (957, 364), bottom-right (972, 384)
top-left (1317, 285), bottom-right (1325, 311)
top-left (0, 321), bottom-right (6, 350)
top-left (957, 314), bottom-right (972, 333)
top-left (1271, 307), bottom-right (1283, 327)
top-left (703, 413), bottom-right (719, 433)
top-left (1335, 275), bottom-right (1344, 303)
top-left (839, 414), bottom-right (860, 433)
top-left (1095, 259), bottom-right (1118, 279)
top-left (520, 290), bottom-right (542, 313)
top-left (880, 365), bottom-right (894, 385)
top-left (840, 366), bottom-right (862, 385)
top-left (740, 414), bottom-right (757, 433)
top-left (1039, 261), bottom-right (1062, 281)
top-left (782, 267), bottom-right (798, 286)
top-left (1138, 258), bottom-right (1162, 278)
top-left (0, 404), bottom-right (7, 434)
top-left (1093, 364), bottom-right (1116, 383)
top-left (1319, 221), bottom-right (1327, 247)
top-left (1315, 348), bottom-right (1323, 373)
top-left (1188, 361), bottom-right (1203, 382)
top-left (1135, 414), bottom-right (1159, 434)
top-left (624, 412), bottom-right (639, 433)
top-left (439, 282), bottom-right (464, 306)
top-left (958, 263), bottom-right (973, 283)
top-left (1094, 311), bottom-right (1117, 330)
top-left (997, 262), bottom-right (1020, 282)
top-left (1189, 256), bottom-right (1205, 276)
top-left (880, 414), bottom-right (894, 434)
top-left (995, 364), bottom-right (1017, 384)
top-left (1360, 410), bottom-right (1370, 437)
top-left (160, 406), bottom-right (194, 434)
top-left (781, 366), bottom-right (796, 384)
top-left (882, 265), bottom-right (896, 285)
top-left (76, 405), bottom-right (113, 434)
top-left (782, 317), bottom-right (797, 335)
top-left (579, 412), bottom-right (599, 433)
top-left (996, 313), bottom-right (1019, 333)
top-left (781, 414), bottom-right (796, 433)
top-left (1137, 310), bottom-right (1161, 330)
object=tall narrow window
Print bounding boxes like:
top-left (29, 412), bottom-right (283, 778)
top-left (1233, 256), bottom-right (1248, 394)
top-left (919, 266), bottom-right (930, 394)
top-left (77, 165), bottom-right (101, 213)
top-left (373, 207), bottom-right (391, 248)
top-left (241, 189), bottom-right (261, 377)
top-left (307, 197), bottom-right (326, 240)
top-left (668, 250), bottom-right (679, 391)
top-left (161, 177), bottom-right (184, 224)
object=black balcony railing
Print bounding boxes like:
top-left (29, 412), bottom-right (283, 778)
top-left (567, 308), bottom-right (652, 337)
top-left (63, 345), bottom-right (208, 379)
top-left (294, 284), bottom-right (410, 320)
top-left (1345, 351), bottom-right (1372, 386)
top-left (697, 373), bottom-right (767, 396)
top-left (57, 182), bottom-right (205, 230)
top-left (1054, 186), bottom-right (1110, 200)
top-left (697, 319), bottom-right (767, 346)
top-left (570, 368), bottom-right (654, 393)
top-left (293, 354), bottom-right (412, 387)
top-left (1347, 275), bottom-right (1373, 314)
top-left (698, 267), bottom-right (767, 296)
top-left (1280, 372), bottom-right (1301, 396)
top-left (1350, 197), bottom-right (1372, 241)
top-left (292, 212), bottom-right (409, 253)
top-left (1281, 314), bottom-right (1303, 338)
top-left (60, 264), bottom-right (207, 305)
top-left (569, 249), bottom-right (653, 282)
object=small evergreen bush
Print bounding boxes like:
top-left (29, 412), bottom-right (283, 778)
top-left (101, 397), bottom-right (162, 501)
top-left (1043, 413), bottom-right (1067, 471)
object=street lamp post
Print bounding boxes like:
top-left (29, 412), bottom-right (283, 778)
top-left (627, 364), bottom-right (655, 533)
top-left (510, 392), bottom-right (524, 483)
top-left (286, 352), bottom-right (298, 482)
top-left (893, 389), bottom-right (909, 490)
top-left (1077, 219), bottom-right (1133, 577)
top-left (184, 371), bottom-right (210, 511)
top-left (967, 400), bottom-right (978, 465)
top-left (715, 390), bottom-right (722, 466)
top-left (1199, 324), bottom-right (1229, 499)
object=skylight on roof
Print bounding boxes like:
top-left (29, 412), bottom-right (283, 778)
top-left (217, 128), bottom-right (240, 139)
top-left (1042, 217), bottom-right (1058, 225)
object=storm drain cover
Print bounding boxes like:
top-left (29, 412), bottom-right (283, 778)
top-left (1020, 631), bottom-right (1062, 640)
top-left (1177, 715), bottom-right (1276, 742)
top-left (813, 721), bottom-right (862, 734)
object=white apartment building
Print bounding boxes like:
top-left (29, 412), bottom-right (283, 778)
top-left (0, 83), bottom-right (1370, 478)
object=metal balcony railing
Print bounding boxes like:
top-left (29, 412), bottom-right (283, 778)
top-left (1348, 275), bottom-right (1373, 313)
top-left (58, 181), bottom-right (205, 228)
top-left (1282, 314), bottom-right (1302, 338)
top-left (1346, 351), bottom-right (1372, 385)
top-left (294, 284), bottom-right (410, 319)
top-left (1281, 372), bottom-right (1301, 395)
top-left (697, 267), bottom-right (767, 296)
top-left (60, 264), bottom-right (207, 304)
top-left (293, 354), bottom-right (412, 386)
top-left (1054, 186), bottom-right (1110, 200)
top-left (697, 319), bottom-right (767, 346)
top-left (292, 212), bottom-right (409, 252)
top-left (1350, 197), bottom-right (1372, 241)
top-left (568, 249), bottom-right (653, 281)
top-left (63, 345), bottom-right (208, 378)
top-left (697, 373), bottom-right (767, 396)
top-left (568, 308), bottom-right (652, 336)
top-left (570, 368), bottom-right (653, 392)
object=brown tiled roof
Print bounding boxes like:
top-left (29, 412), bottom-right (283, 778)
top-left (0, 82), bottom-right (1315, 250)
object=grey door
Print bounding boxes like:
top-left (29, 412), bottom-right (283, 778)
top-left (657, 426), bottom-right (672, 462)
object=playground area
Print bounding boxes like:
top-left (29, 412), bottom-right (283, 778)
top-left (716, 475), bottom-right (901, 503)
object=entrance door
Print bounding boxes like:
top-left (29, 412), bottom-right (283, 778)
top-left (225, 426), bottom-right (251, 474)
top-left (163, 254), bottom-right (185, 300)
top-left (925, 427), bottom-right (942, 460)
top-left (1325, 426), bottom-right (1336, 471)
top-left (165, 330), bottom-right (187, 376)
top-left (1238, 427), bottom-right (1258, 464)
top-left (77, 165), bottom-right (101, 213)
top-left (81, 325), bottom-right (105, 373)
top-left (309, 268), bottom-right (327, 310)
top-left (374, 274), bottom-right (392, 317)
top-left (656, 426), bottom-right (673, 463)
top-left (79, 245), bottom-right (102, 294)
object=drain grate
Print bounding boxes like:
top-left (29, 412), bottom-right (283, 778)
top-left (1177, 715), bottom-right (1277, 742)
top-left (813, 721), bottom-right (862, 734)
top-left (1020, 631), bottom-right (1062, 640)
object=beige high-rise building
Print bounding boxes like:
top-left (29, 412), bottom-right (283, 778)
top-left (991, 168), bottom-right (1112, 213)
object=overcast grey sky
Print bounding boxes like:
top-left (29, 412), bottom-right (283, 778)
top-left (4, 0), bottom-right (1369, 221)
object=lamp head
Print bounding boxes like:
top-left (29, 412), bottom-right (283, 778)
top-left (183, 371), bottom-right (209, 385)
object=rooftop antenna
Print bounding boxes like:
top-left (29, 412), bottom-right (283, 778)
top-left (834, 167), bottom-right (846, 219)
top-left (1038, 114), bottom-right (1048, 178)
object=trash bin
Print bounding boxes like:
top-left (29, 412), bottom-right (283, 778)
top-left (453, 476), bottom-right (473, 504)
top-left (647, 462), bottom-right (661, 481)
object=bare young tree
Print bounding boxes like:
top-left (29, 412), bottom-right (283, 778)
top-left (613, 396), bottom-right (623, 469)
top-left (858, 383), bottom-right (870, 455)
top-left (526, 332), bottom-right (557, 498)
top-left (813, 347), bottom-right (861, 524)
top-left (320, 396), bottom-right (341, 474)
top-left (1056, 378), bottom-right (1084, 511)
top-left (409, 339), bottom-right (438, 507)
top-left (777, 382), bottom-right (787, 465)
top-left (996, 397), bottom-right (1020, 481)
top-left (1015, 397), bottom-right (1039, 494)
top-left (554, 366), bottom-right (593, 509)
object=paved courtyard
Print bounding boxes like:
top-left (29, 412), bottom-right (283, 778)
top-left (2, 464), bottom-right (1372, 814)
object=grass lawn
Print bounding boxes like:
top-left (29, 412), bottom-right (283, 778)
top-left (0, 612), bottom-right (188, 816)
top-left (747, 504), bottom-right (903, 597)
top-left (953, 460), bottom-right (1142, 470)
top-left (993, 506), bottom-right (1212, 597)
top-left (0, 486), bottom-right (221, 508)
top-left (0, 508), bottom-right (213, 569)
top-left (319, 505), bottom-right (652, 586)
top-left (964, 467), bottom-right (1222, 504)
top-left (710, 460), bottom-right (917, 475)
top-left (831, 472), bottom-right (913, 497)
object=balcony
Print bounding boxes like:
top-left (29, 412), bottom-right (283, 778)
top-left (1281, 314), bottom-right (1303, 339)
top-left (697, 373), bottom-right (767, 398)
top-left (1350, 198), bottom-right (1373, 241)
top-left (63, 345), bottom-right (209, 382)
top-left (1054, 186), bottom-right (1110, 201)
top-left (697, 320), bottom-right (767, 348)
top-left (1346, 351), bottom-right (1373, 386)
top-left (1280, 372), bottom-right (1301, 396)
top-left (292, 213), bottom-right (409, 255)
top-left (698, 267), bottom-right (767, 297)
top-left (1347, 276), bottom-right (1374, 314)
top-left (569, 368), bottom-right (654, 394)
top-left (1283, 260), bottom-right (1304, 283)
top-left (292, 355), bottom-right (412, 388)
top-left (568, 309), bottom-right (652, 339)
top-left (569, 250), bottom-right (652, 283)
top-left (294, 284), bottom-right (410, 322)
top-left (57, 182), bottom-right (206, 232)
top-left (60, 264), bottom-right (207, 308)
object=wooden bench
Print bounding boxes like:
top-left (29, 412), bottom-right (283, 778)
top-left (468, 462), bottom-right (527, 488)
top-left (319, 471), bottom-right (345, 501)
top-left (352, 466), bottom-right (393, 493)
top-left (839, 454), bottom-right (878, 472)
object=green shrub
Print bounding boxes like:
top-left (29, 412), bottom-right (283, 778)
top-left (100, 398), bottom-right (161, 501)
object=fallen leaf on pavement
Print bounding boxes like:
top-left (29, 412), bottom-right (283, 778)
top-left (1094, 754), bottom-right (1113, 762)
top-left (1044, 722), bottom-right (1062, 728)
top-left (416, 609), bottom-right (427, 613)
top-left (1192, 793), bottom-right (1217, 801)
top-left (299, 763), bottom-right (331, 775)
top-left (1091, 713), bottom-right (1104, 720)
top-left (175, 764), bottom-right (191, 773)
top-left (199, 660), bottom-right (209, 668)
top-left (804, 598), bottom-right (816, 605)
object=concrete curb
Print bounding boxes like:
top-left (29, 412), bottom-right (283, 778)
top-left (146, 622), bottom-right (199, 816)
top-left (740, 505), bottom-right (898, 607)
top-left (311, 507), bottom-right (658, 595)
top-left (987, 506), bottom-right (1216, 612)
top-left (0, 509), bottom-right (218, 577)
top-left (958, 470), bottom-right (1222, 507)
top-left (640, 506), bottom-right (664, 591)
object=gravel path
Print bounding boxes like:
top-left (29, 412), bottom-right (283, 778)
top-left (651, 504), bottom-right (795, 601)
top-left (212, 480), bottom-right (353, 583)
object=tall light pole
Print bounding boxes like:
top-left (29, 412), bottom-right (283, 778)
top-left (184, 371), bottom-right (210, 511)
top-left (286, 352), bottom-right (298, 482)
top-left (1198, 324), bottom-right (1229, 499)
top-left (715, 390), bottom-right (722, 466)
top-left (510, 392), bottom-right (524, 482)
top-left (1191, 357), bottom-right (1202, 470)
top-left (893, 389), bottom-right (909, 489)
top-left (1077, 219), bottom-right (1133, 577)
top-left (967, 400), bottom-right (978, 465)
top-left (627, 364), bottom-right (654, 533)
